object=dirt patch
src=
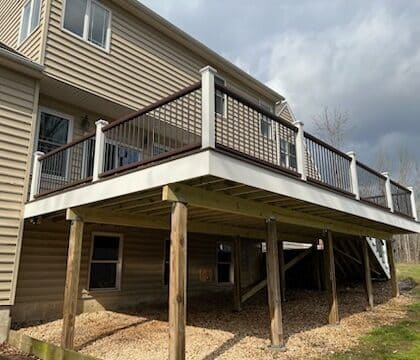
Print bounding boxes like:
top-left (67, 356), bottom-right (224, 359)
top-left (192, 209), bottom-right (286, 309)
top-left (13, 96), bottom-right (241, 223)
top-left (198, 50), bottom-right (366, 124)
top-left (15, 282), bottom-right (413, 360)
top-left (0, 344), bottom-right (38, 360)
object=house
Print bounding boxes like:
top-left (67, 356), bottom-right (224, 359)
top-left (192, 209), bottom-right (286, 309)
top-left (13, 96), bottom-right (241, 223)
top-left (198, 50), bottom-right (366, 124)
top-left (0, 0), bottom-right (419, 359)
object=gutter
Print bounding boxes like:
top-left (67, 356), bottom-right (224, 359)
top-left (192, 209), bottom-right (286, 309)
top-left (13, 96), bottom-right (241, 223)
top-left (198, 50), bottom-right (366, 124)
top-left (0, 46), bottom-right (44, 78)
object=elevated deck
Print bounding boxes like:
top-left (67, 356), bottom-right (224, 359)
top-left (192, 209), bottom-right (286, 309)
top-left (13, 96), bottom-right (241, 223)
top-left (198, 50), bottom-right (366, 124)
top-left (25, 68), bottom-right (419, 240)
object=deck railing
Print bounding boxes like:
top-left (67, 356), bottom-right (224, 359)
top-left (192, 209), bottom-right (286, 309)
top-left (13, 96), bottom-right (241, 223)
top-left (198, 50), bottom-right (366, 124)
top-left (29, 66), bottom-right (417, 221)
top-left (304, 133), bottom-right (352, 194)
top-left (390, 180), bottom-right (412, 217)
top-left (35, 135), bottom-right (95, 197)
top-left (214, 83), bottom-right (299, 175)
top-left (356, 161), bottom-right (388, 208)
top-left (100, 82), bottom-right (202, 177)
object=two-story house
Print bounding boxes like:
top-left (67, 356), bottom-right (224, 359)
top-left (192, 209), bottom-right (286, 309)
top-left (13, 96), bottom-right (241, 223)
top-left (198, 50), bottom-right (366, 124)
top-left (0, 1), bottom-right (419, 358)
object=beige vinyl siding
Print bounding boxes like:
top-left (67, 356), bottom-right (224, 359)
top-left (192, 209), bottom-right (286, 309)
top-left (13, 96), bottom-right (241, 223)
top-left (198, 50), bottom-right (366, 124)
top-left (0, 0), bottom-right (46, 62)
top-left (13, 220), bottom-right (264, 322)
top-left (0, 67), bottom-right (38, 305)
top-left (44, 0), bottom-right (270, 112)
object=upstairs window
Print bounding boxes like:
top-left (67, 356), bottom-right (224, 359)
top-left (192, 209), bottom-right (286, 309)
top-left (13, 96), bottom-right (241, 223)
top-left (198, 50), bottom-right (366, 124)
top-left (19, 0), bottom-right (41, 44)
top-left (259, 101), bottom-right (274, 139)
top-left (63, 0), bottom-right (111, 50)
top-left (215, 76), bottom-right (226, 116)
top-left (279, 138), bottom-right (297, 170)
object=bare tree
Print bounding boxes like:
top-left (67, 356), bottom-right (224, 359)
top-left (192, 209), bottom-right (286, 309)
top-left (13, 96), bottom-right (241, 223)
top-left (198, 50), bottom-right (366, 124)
top-left (313, 106), bottom-right (349, 150)
top-left (375, 146), bottom-right (420, 263)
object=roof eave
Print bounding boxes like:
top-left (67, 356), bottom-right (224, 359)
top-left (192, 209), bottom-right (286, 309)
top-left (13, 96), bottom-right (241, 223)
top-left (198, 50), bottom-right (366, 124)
top-left (0, 47), bottom-right (44, 78)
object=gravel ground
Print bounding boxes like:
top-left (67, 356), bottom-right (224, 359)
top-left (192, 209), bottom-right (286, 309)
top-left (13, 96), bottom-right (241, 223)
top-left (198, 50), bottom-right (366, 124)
top-left (15, 282), bottom-right (413, 360)
top-left (0, 344), bottom-right (38, 360)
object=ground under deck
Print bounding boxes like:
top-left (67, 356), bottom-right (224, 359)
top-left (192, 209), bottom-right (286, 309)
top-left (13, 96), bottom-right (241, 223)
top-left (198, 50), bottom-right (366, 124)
top-left (15, 282), bottom-right (412, 360)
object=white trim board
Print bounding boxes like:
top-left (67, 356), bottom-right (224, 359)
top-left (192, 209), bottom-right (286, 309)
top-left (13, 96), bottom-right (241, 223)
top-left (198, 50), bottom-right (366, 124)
top-left (24, 149), bottom-right (420, 234)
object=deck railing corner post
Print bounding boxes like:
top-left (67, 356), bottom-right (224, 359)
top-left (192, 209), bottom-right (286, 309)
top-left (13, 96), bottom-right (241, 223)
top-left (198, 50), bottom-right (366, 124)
top-left (199, 65), bottom-right (217, 149)
top-left (407, 186), bottom-right (418, 221)
top-left (29, 151), bottom-right (45, 201)
top-left (93, 119), bottom-right (109, 182)
top-left (382, 172), bottom-right (394, 212)
top-left (293, 120), bottom-right (307, 181)
top-left (346, 151), bottom-right (360, 200)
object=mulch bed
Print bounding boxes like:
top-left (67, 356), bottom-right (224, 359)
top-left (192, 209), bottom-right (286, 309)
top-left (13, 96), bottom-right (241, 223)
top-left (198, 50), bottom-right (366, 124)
top-left (0, 344), bottom-right (38, 360)
top-left (14, 282), bottom-right (413, 359)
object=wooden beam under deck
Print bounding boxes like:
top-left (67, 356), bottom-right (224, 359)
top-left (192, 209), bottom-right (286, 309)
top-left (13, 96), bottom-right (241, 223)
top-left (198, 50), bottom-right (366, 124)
top-left (324, 231), bottom-right (339, 325)
top-left (362, 237), bottom-right (374, 310)
top-left (162, 183), bottom-right (393, 239)
top-left (61, 214), bottom-right (84, 350)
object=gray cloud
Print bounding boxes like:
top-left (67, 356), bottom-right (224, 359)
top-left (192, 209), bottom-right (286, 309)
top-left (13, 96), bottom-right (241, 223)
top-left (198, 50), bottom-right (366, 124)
top-left (141, 0), bottom-right (420, 175)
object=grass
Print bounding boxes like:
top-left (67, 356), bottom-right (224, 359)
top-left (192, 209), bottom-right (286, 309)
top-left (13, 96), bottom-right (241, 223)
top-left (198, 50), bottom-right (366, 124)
top-left (331, 263), bottom-right (420, 360)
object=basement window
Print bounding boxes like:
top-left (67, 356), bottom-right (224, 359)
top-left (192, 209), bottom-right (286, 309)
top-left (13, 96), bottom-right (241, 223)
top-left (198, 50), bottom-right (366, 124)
top-left (19, 0), bottom-right (41, 44)
top-left (63, 0), bottom-right (111, 51)
top-left (217, 242), bottom-right (233, 283)
top-left (89, 233), bottom-right (123, 290)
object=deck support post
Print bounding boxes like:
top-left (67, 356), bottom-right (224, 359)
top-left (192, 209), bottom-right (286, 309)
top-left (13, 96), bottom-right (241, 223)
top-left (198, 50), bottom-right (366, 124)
top-left (29, 151), bottom-right (44, 201)
top-left (92, 119), bottom-right (109, 181)
top-left (168, 202), bottom-right (188, 360)
top-left (386, 239), bottom-right (399, 298)
top-left (233, 236), bottom-right (242, 312)
top-left (265, 218), bottom-right (285, 349)
top-left (293, 121), bottom-right (307, 180)
top-left (199, 66), bottom-right (217, 149)
top-left (347, 151), bottom-right (360, 200)
top-left (324, 230), bottom-right (339, 325)
top-left (382, 172), bottom-right (394, 213)
top-left (61, 216), bottom-right (84, 350)
top-left (361, 237), bottom-right (374, 310)
top-left (407, 186), bottom-right (418, 221)
top-left (278, 240), bottom-right (286, 302)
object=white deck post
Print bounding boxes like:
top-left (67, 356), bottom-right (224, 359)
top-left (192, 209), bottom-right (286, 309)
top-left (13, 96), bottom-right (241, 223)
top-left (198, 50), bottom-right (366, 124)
top-left (346, 151), bottom-right (360, 200)
top-left (92, 119), bottom-right (109, 181)
top-left (199, 66), bottom-right (217, 149)
top-left (293, 121), bottom-right (307, 180)
top-left (382, 172), bottom-right (394, 212)
top-left (408, 186), bottom-right (418, 221)
top-left (29, 151), bottom-right (44, 201)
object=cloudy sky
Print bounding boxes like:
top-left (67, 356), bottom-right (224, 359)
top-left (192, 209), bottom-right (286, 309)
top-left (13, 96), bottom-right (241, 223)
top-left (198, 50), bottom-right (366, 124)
top-left (142, 0), bottom-right (420, 174)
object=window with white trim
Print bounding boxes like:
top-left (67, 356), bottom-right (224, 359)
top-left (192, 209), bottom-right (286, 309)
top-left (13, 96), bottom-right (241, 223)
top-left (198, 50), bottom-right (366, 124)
top-left (89, 234), bottom-right (123, 290)
top-left (259, 101), bottom-right (274, 139)
top-left (217, 242), bottom-right (233, 283)
top-left (19, 0), bottom-right (41, 44)
top-left (63, 0), bottom-right (111, 50)
top-left (215, 76), bottom-right (226, 117)
top-left (36, 110), bottom-right (72, 177)
top-left (279, 138), bottom-right (297, 170)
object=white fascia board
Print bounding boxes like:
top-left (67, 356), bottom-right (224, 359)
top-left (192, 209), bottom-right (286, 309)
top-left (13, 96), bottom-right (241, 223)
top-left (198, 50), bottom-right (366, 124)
top-left (24, 151), bottom-right (211, 218)
top-left (208, 151), bottom-right (420, 234)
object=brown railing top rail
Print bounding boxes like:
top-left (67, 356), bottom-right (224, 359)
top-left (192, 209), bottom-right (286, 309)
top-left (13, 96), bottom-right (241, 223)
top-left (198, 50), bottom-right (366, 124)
top-left (103, 81), bottom-right (202, 131)
top-left (215, 83), bottom-right (298, 132)
top-left (356, 160), bottom-right (387, 180)
top-left (38, 132), bottom-right (95, 161)
top-left (303, 132), bottom-right (352, 161)
top-left (390, 179), bottom-right (411, 192)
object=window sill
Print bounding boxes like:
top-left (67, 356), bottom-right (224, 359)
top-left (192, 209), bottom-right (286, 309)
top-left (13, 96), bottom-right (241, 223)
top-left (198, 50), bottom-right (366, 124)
top-left (60, 27), bottom-right (111, 54)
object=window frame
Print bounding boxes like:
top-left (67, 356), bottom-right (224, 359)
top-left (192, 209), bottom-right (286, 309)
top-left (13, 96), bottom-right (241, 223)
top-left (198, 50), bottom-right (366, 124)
top-left (279, 138), bottom-right (297, 170)
top-left (259, 100), bottom-right (274, 140)
top-left (35, 107), bottom-right (74, 179)
top-left (18, 0), bottom-right (42, 45)
top-left (216, 241), bottom-right (234, 285)
top-left (88, 232), bottom-right (123, 292)
top-left (61, 0), bottom-right (112, 52)
top-left (215, 76), bottom-right (227, 118)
